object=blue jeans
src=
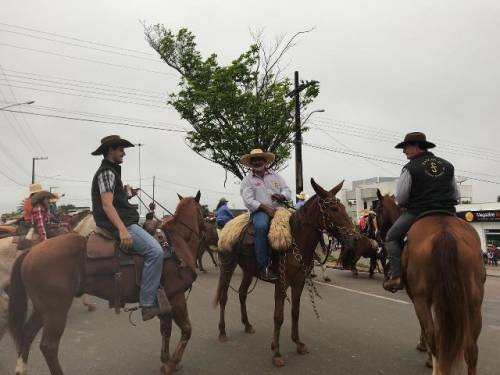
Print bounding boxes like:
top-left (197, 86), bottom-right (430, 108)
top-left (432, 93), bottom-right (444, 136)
top-left (252, 211), bottom-right (270, 270)
top-left (385, 212), bottom-right (416, 278)
top-left (127, 224), bottom-right (164, 306)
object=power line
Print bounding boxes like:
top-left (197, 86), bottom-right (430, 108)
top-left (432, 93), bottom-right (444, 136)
top-left (0, 77), bottom-right (166, 105)
top-left (0, 64), bottom-right (46, 155)
top-left (0, 101), bottom-right (187, 130)
top-left (0, 169), bottom-right (24, 186)
top-left (0, 43), bottom-right (175, 76)
top-left (2, 68), bottom-right (166, 96)
top-left (0, 28), bottom-right (163, 63)
top-left (0, 21), bottom-right (157, 57)
top-left (0, 109), bottom-right (188, 133)
top-left (1, 72), bottom-right (165, 101)
top-left (0, 88), bottom-right (34, 153)
top-left (304, 142), bottom-right (500, 185)
top-left (0, 82), bottom-right (169, 109)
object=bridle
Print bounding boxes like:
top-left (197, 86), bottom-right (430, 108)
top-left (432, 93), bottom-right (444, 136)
top-left (317, 196), bottom-right (358, 240)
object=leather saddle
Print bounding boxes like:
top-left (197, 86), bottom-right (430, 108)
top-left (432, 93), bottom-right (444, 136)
top-left (84, 227), bottom-right (175, 312)
top-left (236, 223), bottom-right (256, 256)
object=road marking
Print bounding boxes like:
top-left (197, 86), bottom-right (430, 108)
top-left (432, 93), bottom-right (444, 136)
top-left (314, 281), bottom-right (411, 305)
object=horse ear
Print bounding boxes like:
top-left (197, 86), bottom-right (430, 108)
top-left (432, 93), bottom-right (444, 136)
top-left (177, 193), bottom-right (183, 201)
top-left (195, 190), bottom-right (201, 203)
top-left (330, 180), bottom-right (345, 196)
top-left (311, 178), bottom-right (328, 198)
top-left (376, 189), bottom-right (384, 201)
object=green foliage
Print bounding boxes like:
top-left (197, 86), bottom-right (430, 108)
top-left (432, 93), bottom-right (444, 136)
top-left (144, 26), bottom-right (319, 180)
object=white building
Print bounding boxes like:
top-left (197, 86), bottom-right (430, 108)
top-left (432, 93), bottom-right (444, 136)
top-left (456, 203), bottom-right (500, 251)
top-left (340, 176), bottom-right (473, 221)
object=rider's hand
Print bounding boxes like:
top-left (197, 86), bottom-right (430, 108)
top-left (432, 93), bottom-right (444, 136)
top-left (119, 228), bottom-right (133, 249)
top-left (131, 188), bottom-right (140, 197)
top-left (271, 194), bottom-right (285, 202)
top-left (262, 205), bottom-right (276, 217)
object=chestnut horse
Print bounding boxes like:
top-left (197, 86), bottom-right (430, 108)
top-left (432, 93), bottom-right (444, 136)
top-left (376, 190), bottom-right (485, 374)
top-left (8, 193), bottom-right (204, 375)
top-left (214, 179), bottom-right (357, 367)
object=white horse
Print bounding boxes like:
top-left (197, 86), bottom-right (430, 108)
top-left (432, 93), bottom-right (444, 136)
top-left (0, 214), bottom-right (98, 341)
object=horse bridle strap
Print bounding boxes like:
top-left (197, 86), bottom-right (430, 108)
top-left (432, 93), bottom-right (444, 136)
top-left (317, 197), bottom-right (357, 238)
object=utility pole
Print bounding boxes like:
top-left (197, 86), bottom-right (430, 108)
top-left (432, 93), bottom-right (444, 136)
top-left (288, 71), bottom-right (317, 201)
top-left (135, 143), bottom-right (144, 216)
top-left (32, 156), bottom-right (48, 184)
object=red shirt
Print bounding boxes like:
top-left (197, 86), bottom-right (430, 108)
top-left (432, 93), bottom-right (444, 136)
top-left (31, 205), bottom-right (49, 241)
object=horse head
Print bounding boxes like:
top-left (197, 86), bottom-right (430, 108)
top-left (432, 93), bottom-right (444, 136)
top-left (375, 189), bottom-right (401, 240)
top-left (307, 178), bottom-right (358, 251)
top-left (162, 191), bottom-right (204, 242)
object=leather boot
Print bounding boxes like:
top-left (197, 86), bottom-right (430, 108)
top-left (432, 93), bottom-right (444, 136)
top-left (258, 266), bottom-right (278, 283)
top-left (383, 277), bottom-right (403, 293)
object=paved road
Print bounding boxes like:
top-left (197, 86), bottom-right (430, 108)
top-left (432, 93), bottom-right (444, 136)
top-left (1, 263), bottom-right (499, 374)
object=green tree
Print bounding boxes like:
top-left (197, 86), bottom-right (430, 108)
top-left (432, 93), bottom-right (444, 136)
top-left (144, 26), bottom-right (319, 180)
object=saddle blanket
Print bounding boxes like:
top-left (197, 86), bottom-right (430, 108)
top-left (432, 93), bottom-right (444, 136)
top-left (218, 208), bottom-right (292, 252)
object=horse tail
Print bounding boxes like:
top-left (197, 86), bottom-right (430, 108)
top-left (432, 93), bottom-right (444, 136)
top-left (8, 250), bottom-right (30, 351)
top-left (432, 230), bottom-right (468, 373)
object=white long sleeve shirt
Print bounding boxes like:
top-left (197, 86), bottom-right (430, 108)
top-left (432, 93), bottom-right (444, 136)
top-left (240, 171), bottom-right (292, 212)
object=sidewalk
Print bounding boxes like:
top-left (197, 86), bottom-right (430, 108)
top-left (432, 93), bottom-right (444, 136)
top-left (486, 266), bottom-right (500, 278)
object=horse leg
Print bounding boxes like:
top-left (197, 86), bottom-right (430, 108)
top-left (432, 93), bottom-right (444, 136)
top-left (464, 307), bottom-right (481, 375)
top-left (413, 297), bottom-right (436, 371)
top-left (369, 256), bottom-right (377, 278)
top-left (351, 255), bottom-right (359, 277)
top-left (291, 280), bottom-right (308, 355)
top-left (161, 294), bottom-right (191, 375)
top-left (239, 270), bottom-right (255, 334)
top-left (321, 263), bottom-right (331, 282)
top-left (15, 309), bottom-right (43, 375)
top-left (271, 281), bottom-right (286, 367)
top-left (208, 249), bottom-right (218, 267)
top-left (198, 247), bottom-right (207, 273)
top-left (217, 256), bottom-right (235, 342)
top-left (39, 308), bottom-right (70, 375)
top-left (160, 314), bottom-right (173, 367)
top-left (416, 327), bottom-right (427, 352)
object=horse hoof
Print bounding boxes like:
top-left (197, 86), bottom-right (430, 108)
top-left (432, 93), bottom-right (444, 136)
top-left (311, 274), bottom-right (317, 278)
top-left (174, 363), bottom-right (183, 371)
top-left (324, 277), bottom-right (331, 282)
top-left (296, 343), bottom-right (309, 355)
top-left (272, 356), bottom-right (285, 367)
top-left (245, 326), bottom-right (256, 334)
top-left (219, 334), bottom-right (228, 343)
top-left (416, 342), bottom-right (427, 352)
top-left (369, 274), bottom-right (374, 279)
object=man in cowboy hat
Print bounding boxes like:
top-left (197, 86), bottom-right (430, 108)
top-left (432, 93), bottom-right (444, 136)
top-left (30, 189), bottom-right (58, 241)
top-left (294, 191), bottom-right (308, 209)
top-left (22, 183), bottom-right (44, 223)
top-left (215, 197), bottom-right (233, 229)
top-left (91, 135), bottom-right (168, 320)
top-left (382, 132), bottom-right (460, 292)
top-left (240, 149), bottom-right (292, 282)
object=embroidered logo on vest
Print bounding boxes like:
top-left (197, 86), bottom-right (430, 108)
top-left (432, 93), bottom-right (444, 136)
top-left (422, 157), bottom-right (445, 178)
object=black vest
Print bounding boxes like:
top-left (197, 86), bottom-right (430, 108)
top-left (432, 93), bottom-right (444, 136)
top-left (404, 151), bottom-right (457, 215)
top-left (91, 159), bottom-right (139, 236)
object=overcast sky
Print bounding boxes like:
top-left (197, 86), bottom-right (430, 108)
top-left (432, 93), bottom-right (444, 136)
top-left (1, 0), bottom-right (499, 214)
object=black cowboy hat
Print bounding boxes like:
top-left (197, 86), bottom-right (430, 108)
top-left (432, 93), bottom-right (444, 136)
top-left (91, 135), bottom-right (135, 156)
top-left (395, 132), bottom-right (436, 149)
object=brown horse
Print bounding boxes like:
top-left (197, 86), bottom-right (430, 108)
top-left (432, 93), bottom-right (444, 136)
top-left (214, 179), bottom-right (357, 367)
top-left (340, 234), bottom-right (388, 278)
top-left (8, 193), bottom-right (204, 375)
top-left (376, 190), bottom-right (485, 374)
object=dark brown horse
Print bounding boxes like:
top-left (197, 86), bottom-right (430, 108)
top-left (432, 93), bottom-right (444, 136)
top-left (376, 190), bottom-right (485, 374)
top-left (197, 220), bottom-right (218, 272)
top-left (340, 234), bottom-right (388, 278)
top-left (214, 179), bottom-right (357, 367)
top-left (8, 193), bottom-right (204, 375)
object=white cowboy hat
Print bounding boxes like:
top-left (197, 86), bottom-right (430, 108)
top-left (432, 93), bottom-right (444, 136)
top-left (240, 148), bottom-right (275, 168)
top-left (296, 191), bottom-right (308, 200)
top-left (29, 183), bottom-right (44, 195)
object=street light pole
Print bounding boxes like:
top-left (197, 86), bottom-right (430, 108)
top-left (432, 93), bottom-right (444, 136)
top-left (0, 100), bottom-right (35, 110)
top-left (301, 109), bottom-right (325, 127)
top-left (32, 156), bottom-right (48, 184)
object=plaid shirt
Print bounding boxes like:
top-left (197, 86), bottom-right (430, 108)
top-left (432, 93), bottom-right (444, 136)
top-left (97, 169), bottom-right (116, 194)
top-left (31, 206), bottom-right (49, 241)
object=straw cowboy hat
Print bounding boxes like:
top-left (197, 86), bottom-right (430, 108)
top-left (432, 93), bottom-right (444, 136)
top-left (240, 149), bottom-right (275, 168)
top-left (395, 132), bottom-right (436, 149)
top-left (31, 191), bottom-right (57, 206)
top-left (359, 208), bottom-right (370, 217)
top-left (29, 183), bottom-right (44, 195)
top-left (91, 135), bottom-right (135, 156)
top-left (296, 192), bottom-right (308, 201)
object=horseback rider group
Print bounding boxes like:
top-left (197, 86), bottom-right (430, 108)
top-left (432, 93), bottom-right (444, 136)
top-left (85, 131), bottom-right (458, 304)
